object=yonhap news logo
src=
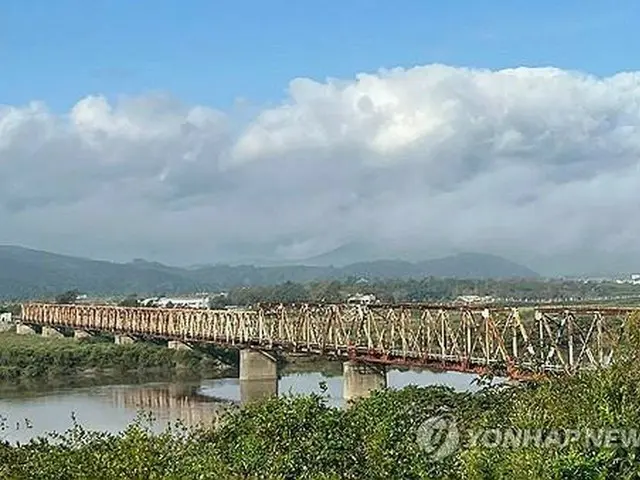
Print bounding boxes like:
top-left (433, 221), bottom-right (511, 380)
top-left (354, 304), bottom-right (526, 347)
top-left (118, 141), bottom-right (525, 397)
top-left (416, 417), bottom-right (640, 461)
top-left (416, 415), bottom-right (460, 460)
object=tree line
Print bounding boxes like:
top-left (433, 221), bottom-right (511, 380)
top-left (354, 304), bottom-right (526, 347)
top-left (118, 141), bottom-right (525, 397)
top-left (15, 277), bottom-right (640, 310)
top-left (210, 277), bottom-right (640, 307)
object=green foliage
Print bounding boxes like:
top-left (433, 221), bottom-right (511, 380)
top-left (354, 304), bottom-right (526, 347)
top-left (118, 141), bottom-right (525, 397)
top-left (219, 277), bottom-right (640, 306)
top-left (2, 368), bottom-right (640, 478)
top-left (55, 289), bottom-right (80, 304)
top-left (3, 315), bottom-right (640, 478)
top-left (0, 414), bottom-right (231, 479)
top-left (118, 294), bottom-right (140, 307)
top-left (0, 303), bottom-right (20, 315)
top-left (5, 369), bottom-right (640, 479)
top-left (0, 333), bottom-right (222, 381)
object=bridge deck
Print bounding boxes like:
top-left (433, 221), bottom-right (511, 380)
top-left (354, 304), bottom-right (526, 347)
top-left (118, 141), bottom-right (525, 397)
top-left (20, 303), bottom-right (637, 376)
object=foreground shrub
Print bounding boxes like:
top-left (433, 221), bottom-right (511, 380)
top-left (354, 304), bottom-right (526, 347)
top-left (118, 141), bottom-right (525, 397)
top-left (4, 315), bottom-right (640, 478)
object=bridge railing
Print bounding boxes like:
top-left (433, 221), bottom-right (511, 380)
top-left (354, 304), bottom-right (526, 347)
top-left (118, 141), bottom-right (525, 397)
top-left (20, 303), bottom-right (635, 375)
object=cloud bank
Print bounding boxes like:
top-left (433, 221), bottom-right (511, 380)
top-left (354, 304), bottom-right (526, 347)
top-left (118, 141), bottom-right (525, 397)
top-left (2, 65), bottom-right (640, 274)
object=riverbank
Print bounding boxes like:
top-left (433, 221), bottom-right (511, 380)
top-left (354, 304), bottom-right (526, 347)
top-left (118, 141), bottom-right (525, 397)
top-left (0, 332), bottom-right (234, 382)
top-left (3, 318), bottom-right (640, 478)
top-left (2, 358), bottom-right (640, 479)
top-left (0, 330), bottom-right (343, 385)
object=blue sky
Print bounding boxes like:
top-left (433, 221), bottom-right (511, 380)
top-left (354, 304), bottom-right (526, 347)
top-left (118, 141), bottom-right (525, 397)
top-left (3, 0), bottom-right (639, 112)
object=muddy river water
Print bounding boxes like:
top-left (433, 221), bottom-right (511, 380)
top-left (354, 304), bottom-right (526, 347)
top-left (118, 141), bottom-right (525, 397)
top-left (0, 365), bottom-right (498, 444)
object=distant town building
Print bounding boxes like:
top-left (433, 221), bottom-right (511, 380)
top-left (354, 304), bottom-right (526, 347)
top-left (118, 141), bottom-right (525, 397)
top-left (615, 274), bottom-right (640, 285)
top-left (141, 296), bottom-right (210, 309)
top-left (454, 295), bottom-right (495, 304)
top-left (347, 293), bottom-right (378, 305)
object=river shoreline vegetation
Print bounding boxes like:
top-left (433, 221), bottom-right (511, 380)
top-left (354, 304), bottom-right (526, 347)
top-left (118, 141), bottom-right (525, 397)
top-left (0, 330), bottom-right (332, 385)
top-left (1, 320), bottom-right (640, 477)
top-left (0, 332), bottom-right (233, 382)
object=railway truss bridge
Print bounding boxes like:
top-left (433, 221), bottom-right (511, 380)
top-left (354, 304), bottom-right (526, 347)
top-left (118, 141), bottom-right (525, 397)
top-left (18, 303), bottom-right (639, 401)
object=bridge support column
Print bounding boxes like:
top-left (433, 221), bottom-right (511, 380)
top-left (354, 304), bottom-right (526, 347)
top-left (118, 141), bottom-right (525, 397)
top-left (42, 326), bottom-right (64, 339)
top-left (239, 350), bottom-right (278, 404)
top-left (343, 361), bottom-right (387, 403)
top-left (114, 335), bottom-right (135, 345)
top-left (168, 340), bottom-right (192, 351)
top-left (74, 330), bottom-right (92, 340)
top-left (16, 323), bottom-right (36, 335)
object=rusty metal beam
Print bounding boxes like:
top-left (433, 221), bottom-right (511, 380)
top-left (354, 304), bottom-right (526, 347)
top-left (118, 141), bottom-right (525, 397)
top-left (19, 303), bottom-right (635, 377)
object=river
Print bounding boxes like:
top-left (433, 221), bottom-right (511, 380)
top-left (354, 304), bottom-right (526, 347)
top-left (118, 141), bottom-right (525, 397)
top-left (0, 364), bottom-right (501, 444)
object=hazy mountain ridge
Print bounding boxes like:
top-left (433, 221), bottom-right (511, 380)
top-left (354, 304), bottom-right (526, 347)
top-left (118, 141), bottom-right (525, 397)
top-left (0, 246), bottom-right (538, 299)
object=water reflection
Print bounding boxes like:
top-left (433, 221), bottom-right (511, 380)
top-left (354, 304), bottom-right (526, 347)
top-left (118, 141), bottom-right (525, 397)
top-left (239, 378), bottom-right (278, 404)
top-left (111, 383), bottom-right (233, 426)
top-left (0, 364), bottom-right (502, 444)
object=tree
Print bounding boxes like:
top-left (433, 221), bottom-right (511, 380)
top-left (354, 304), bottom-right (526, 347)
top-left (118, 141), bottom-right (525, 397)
top-left (310, 280), bottom-right (343, 303)
top-left (56, 289), bottom-right (79, 304)
top-left (210, 295), bottom-right (229, 309)
top-left (118, 295), bottom-right (140, 307)
top-left (271, 281), bottom-right (310, 303)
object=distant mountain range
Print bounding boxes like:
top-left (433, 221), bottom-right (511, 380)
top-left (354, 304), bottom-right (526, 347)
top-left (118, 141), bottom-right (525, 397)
top-left (0, 246), bottom-right (539, 299)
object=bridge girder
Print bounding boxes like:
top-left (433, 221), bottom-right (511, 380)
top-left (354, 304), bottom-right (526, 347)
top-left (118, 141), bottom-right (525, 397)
top-left (20, 303), bottom-right (635, 377)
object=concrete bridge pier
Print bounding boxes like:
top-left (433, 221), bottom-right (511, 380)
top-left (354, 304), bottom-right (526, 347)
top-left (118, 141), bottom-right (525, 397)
top-left (168, 340), bottom-right (192, 351)
top-left (41, 326), bottom-right (64, 339)
top-left (16, 323), bottom-right (36, 335)
top-left (73, 330), bottom-right (92, 340)
top-left (114, 335), bottom-right (135, 345)
top-left (239, 349), bottom-right (278, 404)
top-left (343, 361), bottom-right (387, 403)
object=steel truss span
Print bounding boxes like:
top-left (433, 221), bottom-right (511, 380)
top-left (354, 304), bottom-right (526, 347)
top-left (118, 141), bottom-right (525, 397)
top-left (20, 303), bottom-right (636, 377)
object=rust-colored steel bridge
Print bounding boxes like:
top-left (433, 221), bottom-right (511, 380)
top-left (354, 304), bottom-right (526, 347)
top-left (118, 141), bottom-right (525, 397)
top-left (20, 303), bottom-right (638, 377)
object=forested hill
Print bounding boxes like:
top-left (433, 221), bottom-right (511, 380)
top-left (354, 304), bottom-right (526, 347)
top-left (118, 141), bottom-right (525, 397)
top-left (0, 246), bottom-right (538, 299)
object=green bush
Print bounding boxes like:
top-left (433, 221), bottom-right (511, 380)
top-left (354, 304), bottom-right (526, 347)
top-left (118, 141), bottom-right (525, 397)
top-left (3, 317), bottom-right (640, 478)
top-left (2, 367), bottom-right (640, 479)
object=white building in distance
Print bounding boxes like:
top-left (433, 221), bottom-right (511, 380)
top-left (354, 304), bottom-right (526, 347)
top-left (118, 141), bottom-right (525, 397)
top-left (454, 295), bottom-right (495, 304)
top-left (141, 296), bottom-right (210, 309)
top-left (615, 274), bottom-right (640, 285)
top-left (346, 293), bottom-right (378, 305)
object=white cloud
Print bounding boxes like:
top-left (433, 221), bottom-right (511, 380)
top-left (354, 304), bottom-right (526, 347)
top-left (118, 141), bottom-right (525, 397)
top-left (2, 65), bottom-right (640, 274)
